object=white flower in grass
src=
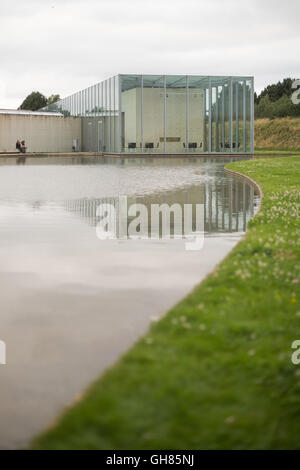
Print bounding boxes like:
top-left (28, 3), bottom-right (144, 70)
top-left (258, 261), bottom-right (267, 268)
top-left (248, 349), bottom-right (256, 356)
top-left (225, 416), bottom-right (235, 424)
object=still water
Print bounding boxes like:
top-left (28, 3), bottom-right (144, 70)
top-left (0, 155), bottom-right (259, 449)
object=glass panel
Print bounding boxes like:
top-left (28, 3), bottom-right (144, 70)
top-left (120, 74), bottom-right (142, 153)
top-left (85, 88), bottom-right (88, 116)
top-left (187, 76), bottom-right (207, 153)
top-left (231, 79), bottom-right (239, 153)
top-left (216, 84), bottom-right (223, 152)
top-left (210, 77), bottom-right (227, 153)
top-left (114, 76), bottom-right (119, 153)
top-left (93, 85), bottom-right (96, 117)
top-left (103, 80), bottom-right (108, 152)
top-left (90, 86), bottom-right (93, 115)
top-left (98, 82), bottom-right (104, 152)
top-left (79, 90), bottom-right (82, 116)
top-left (204, 88), bottom-right (209, 152)
top-left (211, 83), bottom-right (217, 152)
top-left (246, 79), bottom-right (252, 152)
top-left (87, 87), bottom-right (90, 116)
top-left (141, 75), bottom-right (164, 154)
top-left (87, 88), bottom-right (90, 115)
top-left (110, 77), bottom-right (114, 152)
top-left (234, 78), bottom-right (246, 153)
top-left (86, 88), bottom-right (88, 116)
top-left (65, 97), bottom-right (69, 116)
top-left (107, 79), bottom-right (111, 151)
top-left (108, 79), bottom-right (111, 151)
top-left (221, 78), bottom-right (231, 153)
top-left (165, 75), bottom-right (186, 153)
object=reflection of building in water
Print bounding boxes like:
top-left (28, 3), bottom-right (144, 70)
top-left (64, 177), bottom-right (258, 235)
top-left (204, 178), bottom-right (255, 233)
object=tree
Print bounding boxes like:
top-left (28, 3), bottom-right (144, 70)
top-left (255, 92), bottom-right (300, 119)
top-left (19, 91), bottom-right (48, 111)
top-left (256, 78), bottom-right (294, 104)
top-left (47, 94), bottom-right (60, 105)
top-left (254, 77), bottom-right (300, 119)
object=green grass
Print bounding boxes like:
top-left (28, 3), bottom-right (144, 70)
top-left (255, 149), bottom-right (300, 155)
top-left (31, 157), bottom-right (300, 450)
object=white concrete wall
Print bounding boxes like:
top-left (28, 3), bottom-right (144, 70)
top-left (0, 113), bottom-right (81, 153)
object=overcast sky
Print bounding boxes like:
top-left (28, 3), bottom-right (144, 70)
top-left (0, 0), bottom-right (299, 108)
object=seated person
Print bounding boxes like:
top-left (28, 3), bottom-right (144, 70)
top-left (20, 140), bottom-right (27, 153)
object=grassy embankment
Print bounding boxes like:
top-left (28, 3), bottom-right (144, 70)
top-left (255, 117), bottom-right (300, 152)
top-left (32, 157), bottom-right (300, 450)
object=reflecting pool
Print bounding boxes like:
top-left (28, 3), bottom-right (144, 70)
top-left (0, 155), bottom-right (259, 449)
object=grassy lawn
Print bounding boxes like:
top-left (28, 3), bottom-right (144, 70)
top-left (255, 149), bottom-right (300, 156)
top-left (31, 157), bottom-right (300, 450)
top-left (255, 118), bottom-right (300, 151)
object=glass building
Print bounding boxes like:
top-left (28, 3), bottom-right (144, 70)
top-left (42, 74), bottom-right (254, 154)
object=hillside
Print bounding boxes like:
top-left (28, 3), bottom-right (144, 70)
top-left (255, 117), bottom-right (300, 151)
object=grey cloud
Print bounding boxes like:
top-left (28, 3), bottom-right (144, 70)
top-left (0, 0), bottom-right (299, 108)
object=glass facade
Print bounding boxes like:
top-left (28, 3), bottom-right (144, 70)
top-left (41, 74), bottom-right (254, 154)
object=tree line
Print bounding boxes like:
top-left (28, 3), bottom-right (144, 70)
top-left (255, 78), bottom-right (300, 119)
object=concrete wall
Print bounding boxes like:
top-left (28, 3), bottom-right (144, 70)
top-left (0, 113), bottom-right (82, 153)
